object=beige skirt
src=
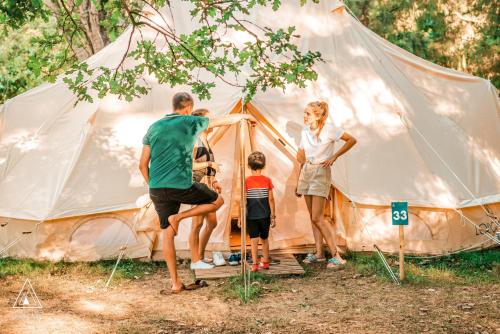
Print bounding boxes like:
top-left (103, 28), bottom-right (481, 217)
top-left (297, 163), bottom-right (331, 198)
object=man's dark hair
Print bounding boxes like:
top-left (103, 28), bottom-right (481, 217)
top-left (192, 108), bottom-right (209, 117)
top-left (172, 92), bottom-right (194, 111)
top-left (248, 151), bottom-right (266, 170)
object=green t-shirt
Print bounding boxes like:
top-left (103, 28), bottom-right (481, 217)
top-left (143, 113), bottom-right (209, 189)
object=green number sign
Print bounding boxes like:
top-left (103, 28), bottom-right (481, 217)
top-left (392, 202), bottom-right (409, 225)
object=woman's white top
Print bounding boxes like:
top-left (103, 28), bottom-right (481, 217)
top-left (299, 123), bottom-right (345, 164)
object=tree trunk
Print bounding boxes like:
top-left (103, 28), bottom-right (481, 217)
top-left (45, 0), bottom-right (111, 61)
top-left (79, 0), bottom-right (110, 53)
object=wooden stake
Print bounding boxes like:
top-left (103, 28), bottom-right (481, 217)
top-left (239, 119), bottom-right (248, 275)
top-left (399, 225), bottom-right (405, 281)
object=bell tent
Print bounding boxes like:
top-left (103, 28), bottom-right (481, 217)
top-left (0, 1), bottom-right (499, 261)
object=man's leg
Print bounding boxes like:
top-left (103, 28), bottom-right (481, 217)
top-left (168, 195), bottom-right (224, 233)
top-left (162, 227), bottom-right (182, 291)
top-left (189, 215), bottom-right (204, 263)
top-left (199, 212), bottom-right (217, 259)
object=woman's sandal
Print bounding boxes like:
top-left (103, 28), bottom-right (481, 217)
top-left (326, 257), bottom-right (346, 268)
top-left (303, 253), bottom-right (326, 264)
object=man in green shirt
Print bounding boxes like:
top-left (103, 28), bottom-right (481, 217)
top-left (139, 92), bottom-right (254, 293)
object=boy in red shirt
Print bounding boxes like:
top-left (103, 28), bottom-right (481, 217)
top-left (244, 151), bottom-right (276, 272)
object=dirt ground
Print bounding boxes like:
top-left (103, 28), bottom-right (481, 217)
top-left (0, 261), bottom-right (498, 334)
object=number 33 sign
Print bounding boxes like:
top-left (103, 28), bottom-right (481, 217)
top-left (392, 202), bottom-right (409, 225)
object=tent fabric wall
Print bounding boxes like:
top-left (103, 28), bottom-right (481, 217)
top-left (0, 210), bottom-right (153, 261)
top-left (1, 1), bottom-right (499, 260)
top-left (336, 191), bottom-right (500, 255)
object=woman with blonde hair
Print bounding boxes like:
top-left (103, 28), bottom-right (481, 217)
top-left (296, 101), bottom-right (357, 268)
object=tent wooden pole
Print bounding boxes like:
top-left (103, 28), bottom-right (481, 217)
top-left (248, 121), bottom-right (256, 153)
top-left (399, 225), bottom-right (405, 280)
top-left (239, 119), bottom-right (248, 275)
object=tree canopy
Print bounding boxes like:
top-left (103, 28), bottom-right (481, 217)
top-left (0, 0), bottom-right (322, 104)
top-left (0, 0), bottom-right (498, 105)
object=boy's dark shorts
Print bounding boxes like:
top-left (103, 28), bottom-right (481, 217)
top-left (247, 217), bottom-right (271, 239)
top-left (149, 183), bottom-right (219, 229)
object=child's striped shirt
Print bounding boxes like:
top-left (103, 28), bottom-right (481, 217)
top-left (245, 175), bottom-right (274, 219)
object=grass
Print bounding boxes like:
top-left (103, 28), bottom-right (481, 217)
top-left (0, 258), bottom-right (165, 282)
top-left (224, 272), bottom-right (276, 303)
top-left (2, 249), bottom-right (498, 289)
top-left (345, 249), bottom-right (500, 285)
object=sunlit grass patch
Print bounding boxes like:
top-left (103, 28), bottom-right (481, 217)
top-left (0, 257), bottom-right (165, 282)
top-left (224, 272), bottom-right (276, 303)
top-left (345, 249), bottom-right (499, 285)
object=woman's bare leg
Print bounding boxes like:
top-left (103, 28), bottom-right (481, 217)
top-left (189, 215), bottom-right (204, 263)
top-left (304, 195), bottom-right (325, 259)
top-left (199, 212), bottom-right (217, 259)
top-left (310, 195), bottom-right (344, 263)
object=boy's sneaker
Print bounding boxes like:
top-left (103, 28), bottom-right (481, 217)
top-left (213, 252), bottom-right (226, 266)
top-left (258, 262), bottom-right (270, 270)
top-left (190, 260), bottom-right (215, 270)
top-left (227, 253), bottom-right (240, 266)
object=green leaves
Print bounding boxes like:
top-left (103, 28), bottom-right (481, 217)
top-left (1, 0), bottom-right (326, 105)
top-left (0, 0), bottom-right (49, 29)
top-left (61, 0), bottom-right (323, 104)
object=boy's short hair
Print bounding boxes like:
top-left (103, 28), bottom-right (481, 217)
top-left (248, 151), bottom-right (266, 170)
top-left (192, 108), bottom-right (209, 117)
top-left (172, 92), bottom-right (194, 111)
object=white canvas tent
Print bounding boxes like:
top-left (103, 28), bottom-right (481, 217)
top-left (0, 1), bottom-right (498, 261)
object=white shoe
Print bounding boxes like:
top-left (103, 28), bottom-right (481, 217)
top-left (190, 260), bottom-right (215, 270)
top-left (212, 252), bottom-right (226, 266)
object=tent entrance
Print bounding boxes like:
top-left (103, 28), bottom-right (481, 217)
top-left (221, 102), bottom-right (300, 252)
top-left (229, 218), bottom-right (251, 250)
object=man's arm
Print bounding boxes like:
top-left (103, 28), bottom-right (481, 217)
top-left (139, 145), bottom-right (151, 184)
top-left (207, 114), bottom-right (256, 129)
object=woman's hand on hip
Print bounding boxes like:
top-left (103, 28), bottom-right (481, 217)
top-left (320, 156), bottom-right (337, 168)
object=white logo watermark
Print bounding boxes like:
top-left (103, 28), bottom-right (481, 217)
top-left (12, 278), bottom-right (42, 309)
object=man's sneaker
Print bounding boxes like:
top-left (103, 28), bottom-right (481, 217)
top-left (213, 252), bottom-right (226, 266)
top-left (227, 253), bottom-right (240, 266)
top-left (190, 260), bottom-right (215, 270)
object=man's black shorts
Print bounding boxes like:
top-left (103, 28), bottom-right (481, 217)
top-left (247, 217), bottom-right (271, 239)
top-left (149, 182), bottom-right (218, 229)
